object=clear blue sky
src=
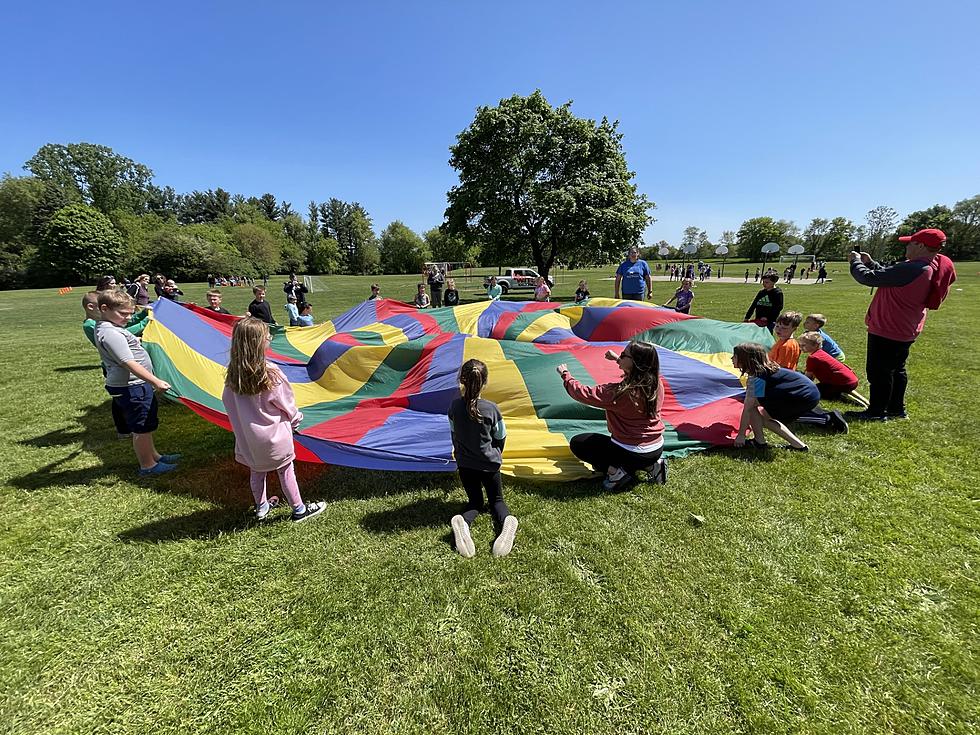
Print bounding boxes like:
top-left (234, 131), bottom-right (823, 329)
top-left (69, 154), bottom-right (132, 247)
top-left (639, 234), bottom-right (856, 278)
top-left (1, 0), bottom-right (977, 245)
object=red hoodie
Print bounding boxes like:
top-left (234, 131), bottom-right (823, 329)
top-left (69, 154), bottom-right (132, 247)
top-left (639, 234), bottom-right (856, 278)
top-left (850, 254), bottom-right (956, 342)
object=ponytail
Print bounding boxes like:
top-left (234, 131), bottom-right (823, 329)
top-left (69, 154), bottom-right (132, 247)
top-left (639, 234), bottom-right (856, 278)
top-left (459, 359), bottom-right (489, 421)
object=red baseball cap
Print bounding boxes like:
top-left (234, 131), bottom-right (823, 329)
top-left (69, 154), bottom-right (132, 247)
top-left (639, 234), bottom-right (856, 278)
top-left (898, 228), bottom-right (946, 249)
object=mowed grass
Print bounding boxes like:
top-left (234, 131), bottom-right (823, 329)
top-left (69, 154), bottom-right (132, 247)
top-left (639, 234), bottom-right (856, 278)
top-left (0, 265), bottom-right (977, 734)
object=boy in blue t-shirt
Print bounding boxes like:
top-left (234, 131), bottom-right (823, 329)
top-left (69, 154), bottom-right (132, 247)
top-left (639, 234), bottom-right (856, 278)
top-left (804, 314), bottom-right (845, 360)
top-left (614, 247), bottom-right (652, 301)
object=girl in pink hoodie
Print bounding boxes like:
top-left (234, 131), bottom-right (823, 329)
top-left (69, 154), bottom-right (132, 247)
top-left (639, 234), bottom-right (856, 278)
top-left (222, 318), bottom-right (324, 523)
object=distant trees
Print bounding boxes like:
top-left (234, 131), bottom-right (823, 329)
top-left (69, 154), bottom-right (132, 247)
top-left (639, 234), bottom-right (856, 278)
top-left (379, 222), bottom-right (428, 274)
top-left (803, 217), bottom-right (856, 259)
top-left (36, 203), bottom-right (123, 283)
top-left (26, 143), bottom-right (153, 215)
top-left (735, 217), bottom-right (797, 260)
top-left (444, 91), bottom-right (653, 280)
top-left (1, 137), bottom-right (978, 289)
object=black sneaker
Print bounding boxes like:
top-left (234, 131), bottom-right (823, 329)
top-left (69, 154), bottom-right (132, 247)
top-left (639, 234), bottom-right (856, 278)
top-left (652, 457), bottom-right (668, 485)
top-left (291, 501), bottom-right (325, 523)
top-left (887, 411), bottom-right (909, 421)
top-left (845, 410), bottom-right (887, 422)
top-left (829, 410), bottom-right (849, 434)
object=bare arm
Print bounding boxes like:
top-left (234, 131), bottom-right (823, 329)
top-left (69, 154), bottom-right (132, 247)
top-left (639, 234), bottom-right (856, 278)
top-left (614, 274), bottom-right (622, 299)
top-left (735, 379), bottom-right (757, 446)
top-left (123, 360), bottom-right (170, 391)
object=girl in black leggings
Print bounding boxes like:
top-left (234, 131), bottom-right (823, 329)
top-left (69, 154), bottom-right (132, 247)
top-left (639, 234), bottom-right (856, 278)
top-left (557, 340), bottom-right (668, 492)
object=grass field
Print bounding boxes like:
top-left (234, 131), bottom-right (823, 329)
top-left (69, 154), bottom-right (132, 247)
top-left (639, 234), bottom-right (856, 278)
top-left (1, 264), bottom-right (978, 734)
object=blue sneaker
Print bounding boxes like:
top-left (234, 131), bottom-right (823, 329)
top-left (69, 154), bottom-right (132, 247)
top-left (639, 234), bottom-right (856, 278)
top-left (158, 453), bottom-right (182, 464)
top-left (138, 461), bottom-right (177, 477)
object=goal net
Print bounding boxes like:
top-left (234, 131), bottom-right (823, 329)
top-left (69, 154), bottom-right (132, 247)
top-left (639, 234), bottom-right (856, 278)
top-left (778, 254), bottom-right (814, 263)
top-left (302, 275), bottom-right (330, 293)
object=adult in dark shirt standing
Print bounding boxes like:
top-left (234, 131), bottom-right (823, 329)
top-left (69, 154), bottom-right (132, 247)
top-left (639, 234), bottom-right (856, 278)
top-left (283, 273), bottom-right (308, 307)
top-left (743, 273), bottom-right (784, 332)
top-left (427, 266), bottom-right (445, 307)
top-left (847, 228), bottom-right (956, 421)
top-left (248, 285), bottom-right (276, 324)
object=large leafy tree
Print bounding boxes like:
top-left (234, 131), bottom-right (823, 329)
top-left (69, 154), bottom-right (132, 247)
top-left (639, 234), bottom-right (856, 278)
top-left (379, 221), bottom-right (429, 274)
top-left (735, 217), bottom-right (798, 260)
top-left (231, 223), bottom-right (281, 276)
top-left (424, 226), bottom-right (478, 264)
top-left (949, 195), bottom-right (980, 260)
top-left (307, 236), bottom-right (341, 274)
top-left (25, 143), bottom-right (153, 215)
top-left (36, 203), bottom-right (123, 283)
top-left (178, 188), bottom-right (233, 224)
top-left (444, 91), bottom-right (653, 280)
top-left (347, 205), bottom-right (380, 275)
top-left (863, 205), bottom-right (898, 259)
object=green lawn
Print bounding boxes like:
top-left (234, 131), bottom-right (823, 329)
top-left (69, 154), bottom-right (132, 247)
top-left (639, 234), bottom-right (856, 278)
top-left (0, 266), bottom-right (977, 734)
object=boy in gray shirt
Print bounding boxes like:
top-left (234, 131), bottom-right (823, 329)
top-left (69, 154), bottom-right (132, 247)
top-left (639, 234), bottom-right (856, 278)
top-left (94, 289), bottom-right (180, 476)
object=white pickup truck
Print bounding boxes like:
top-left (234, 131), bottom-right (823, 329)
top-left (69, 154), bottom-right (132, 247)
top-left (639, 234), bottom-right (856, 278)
top-left (483, 268), bottom-right (555, 294)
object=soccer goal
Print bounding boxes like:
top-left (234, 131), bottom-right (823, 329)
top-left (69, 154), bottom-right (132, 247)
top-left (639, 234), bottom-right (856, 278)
top-left (302, 275), bottom-right (330, 293)
top-left (778, 254), bottom-right (814, 263)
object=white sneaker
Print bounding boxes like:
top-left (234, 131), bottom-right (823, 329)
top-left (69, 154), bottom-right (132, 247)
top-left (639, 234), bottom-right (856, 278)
top-left (492, 515), bottom-right (519, 557)
top-left (291, 501), bottom-right (325, 523)
top-left (451, 515), bottom-right (476, 558)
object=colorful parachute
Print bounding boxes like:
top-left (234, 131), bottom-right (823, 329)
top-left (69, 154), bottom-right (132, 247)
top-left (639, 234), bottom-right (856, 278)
top-left (142, 297), bottom-right (774, 480)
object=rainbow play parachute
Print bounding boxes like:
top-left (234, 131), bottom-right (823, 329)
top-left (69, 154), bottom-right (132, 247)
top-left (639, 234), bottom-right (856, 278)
top-left (142, 297), bottom-right (774, 480)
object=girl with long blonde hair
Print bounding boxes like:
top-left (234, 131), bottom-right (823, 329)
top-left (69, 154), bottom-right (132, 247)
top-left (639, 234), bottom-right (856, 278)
top-left (222, 318), bottom-right (324, 522)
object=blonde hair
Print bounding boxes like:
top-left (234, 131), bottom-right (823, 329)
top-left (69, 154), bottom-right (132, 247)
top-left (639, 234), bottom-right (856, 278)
top-left (776, 311), bottom-right (803, 328)
top-left (614, 341), bottom-right (661, 417)
top-left (225, 318), bottom-right (278, 395)
top-left (733, 342), bottom-right (778, 376)
top-left (798, 331), bottom-right (823, 350)
top-left (206, 289), bottom-right (222, 298)
top-left (459, 359), bottom-right (488, 422)
top-left (97, 289), bottom-right (134, 310)
top-left (806, 313), bottom-right (826, 327)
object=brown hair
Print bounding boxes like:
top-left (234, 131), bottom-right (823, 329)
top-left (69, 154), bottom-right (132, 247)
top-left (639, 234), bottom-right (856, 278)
top-left (206, 289), bottom-right (222, 298)
top-left (252, 285), bottom-right (266, 296)
top-left (776, 311), bottom-right (803, 328)
top-left (95, 275), bottom-right (116, 291)
top-left (806, 313), bottom-right (826, 327)
top-left (614, 340), bottom-right (661, 417)
top-left (97, 289), bottom-right (134, 310)
top-left (733, 342), bottom-right (778, 376)
top-left (225, 318), bottom-right (278, 395)
top-left (81, 291), bottom-right (99, 309)
top-left (459, 358), bottom-right (489, 421)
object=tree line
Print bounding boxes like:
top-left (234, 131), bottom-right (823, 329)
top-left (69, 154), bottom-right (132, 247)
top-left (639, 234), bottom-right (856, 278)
top-left (0, 143), bottom-right (479, 288)
top-left (1, 93), bottom-right (977, 289)
top-left (641, 202), bottom-right (980, 264)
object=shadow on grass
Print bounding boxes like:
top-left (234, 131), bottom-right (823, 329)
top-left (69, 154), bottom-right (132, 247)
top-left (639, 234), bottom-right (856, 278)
top-left (359, 496), bottom-right (458, 534)
top-left (10, 398), bottom-right (249, 509)
top-left (117, 506), bottom-right (269, 543)
top-left (53, 364), bottom-right (102, 373)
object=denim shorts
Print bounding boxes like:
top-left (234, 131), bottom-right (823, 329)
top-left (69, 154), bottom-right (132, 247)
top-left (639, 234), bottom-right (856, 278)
top-left (106, 382), bottom-right (159, 434)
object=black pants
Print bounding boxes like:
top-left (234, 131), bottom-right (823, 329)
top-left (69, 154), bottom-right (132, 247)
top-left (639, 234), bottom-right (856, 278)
top-left (430, 288), bottom-right (443, 308)
top-left (866, 333), bottom-right (913, 416)
top-left (570, 433), bottom-right (663, 476)
top-left (458, 467), bottom-right (509, 527)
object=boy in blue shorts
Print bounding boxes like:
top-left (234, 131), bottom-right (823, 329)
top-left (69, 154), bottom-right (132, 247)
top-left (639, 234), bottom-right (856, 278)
top-left (94, 289), bottom-right (180, 476)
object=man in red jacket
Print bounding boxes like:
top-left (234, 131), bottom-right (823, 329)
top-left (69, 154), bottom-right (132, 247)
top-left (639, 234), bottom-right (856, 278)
top-left (847, 228), bottom-right (956, 421)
